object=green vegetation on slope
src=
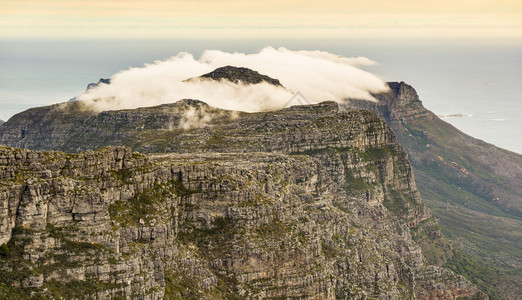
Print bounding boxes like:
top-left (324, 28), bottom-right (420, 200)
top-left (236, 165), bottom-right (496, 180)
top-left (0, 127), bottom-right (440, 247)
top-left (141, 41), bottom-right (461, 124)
top-left (345, 82), bottom-right (522, 298)
top-left (391, 108), bottom-right (522, 299)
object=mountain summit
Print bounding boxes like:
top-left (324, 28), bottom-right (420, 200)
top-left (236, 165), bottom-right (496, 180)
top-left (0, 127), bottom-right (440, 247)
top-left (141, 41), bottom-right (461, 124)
top-left (0, 77), bottom-right (487, 298)
top-left (346, 81), bottom-right (522, 298)
top-left (0, 70), bottom-right (519, 298)
top-left (195, 65), bottom-right (283, 86)
top-left (0, 105), bottom-right (484, 298)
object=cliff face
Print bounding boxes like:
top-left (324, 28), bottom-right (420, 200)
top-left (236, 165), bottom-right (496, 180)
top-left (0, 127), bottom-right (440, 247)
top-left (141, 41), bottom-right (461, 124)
top-left (345, 82), bottom-right (522, 299)
top-left (0, 104), bottom-right (484, 298)
top-left (0, 100), bottom-right (237, 152)
top-left (348, 82), bottom-right (522, 217)
top-left (195, 65), bottom-right (283, 86)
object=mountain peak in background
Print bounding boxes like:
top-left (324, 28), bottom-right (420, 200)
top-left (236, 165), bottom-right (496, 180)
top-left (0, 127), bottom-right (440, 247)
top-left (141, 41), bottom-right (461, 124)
top-left (0, 101), bottom-right (485, 299)
top-left (346, 81), bottom-right (522, 298)
top-left (194, 65), bottom-right (283, 86)
top-left (0, 68), bottom-right (520, 298)
top-left (86, 78), bottom-right (111, 91)
top-left (69, 78), bottom-right (112, 102)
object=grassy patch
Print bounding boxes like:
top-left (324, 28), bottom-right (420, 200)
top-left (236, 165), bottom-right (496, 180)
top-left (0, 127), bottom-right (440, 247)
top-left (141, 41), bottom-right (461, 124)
top-left (359, 145), bottom-right (397, 162)
top-left (344, 169), bottom-right (371, 192)
top-left (108, 180), bottom-right (200, 227)
top-left (173, 180), bottom-right (201, 197)
top-left (109, 184), bottom-right (170, 227)
top-left (41, 279), bottom-right (123, 299)
top-left (410, 217), bottom-right (452, 266)
top-left (382, 189), bottom-right (417, 218)
top-left (321, 242), bottom-right (342, 259)
top-left (444, 249), bottom-right (521, 300)
top-left (110, 168), bottom-right (133, 183)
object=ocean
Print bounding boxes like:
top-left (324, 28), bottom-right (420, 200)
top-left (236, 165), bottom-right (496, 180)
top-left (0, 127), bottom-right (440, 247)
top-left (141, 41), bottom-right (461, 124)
top-left (1, 39), bottom-right (521, 154)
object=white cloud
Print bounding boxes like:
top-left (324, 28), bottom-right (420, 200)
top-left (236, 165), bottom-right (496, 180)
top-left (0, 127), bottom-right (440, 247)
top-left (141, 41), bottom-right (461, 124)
top-left (77, 47), bottom-right (388, 113)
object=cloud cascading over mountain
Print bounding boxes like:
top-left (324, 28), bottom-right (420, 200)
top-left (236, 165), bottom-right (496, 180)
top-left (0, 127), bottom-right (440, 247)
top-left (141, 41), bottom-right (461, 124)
top-left (76, 47), bottom-right (388, 112)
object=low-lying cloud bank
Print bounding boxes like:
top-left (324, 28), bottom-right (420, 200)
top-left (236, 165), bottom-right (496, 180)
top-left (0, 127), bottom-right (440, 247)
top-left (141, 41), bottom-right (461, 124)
top-left (76, 47), bottom-right (388, 112)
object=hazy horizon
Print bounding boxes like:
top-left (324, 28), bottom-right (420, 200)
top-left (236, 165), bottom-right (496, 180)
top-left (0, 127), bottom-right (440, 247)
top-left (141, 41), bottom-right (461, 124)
top-left (1, 2), bottom-right (521, 299)
top-left (1, 1), bottom-right (521, 153)
top-left (2, 0), bottom-right (522, 39)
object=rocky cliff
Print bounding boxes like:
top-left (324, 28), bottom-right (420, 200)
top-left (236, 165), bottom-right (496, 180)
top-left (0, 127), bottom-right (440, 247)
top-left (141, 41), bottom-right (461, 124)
top-left (194, 65), bottom-right (283, 86)
top-left (0, 104), bottom-right (485, 298)
top-left (344, 82), bottom-right (522, 299)
top-left (86, 78), bottom-right (111, 91)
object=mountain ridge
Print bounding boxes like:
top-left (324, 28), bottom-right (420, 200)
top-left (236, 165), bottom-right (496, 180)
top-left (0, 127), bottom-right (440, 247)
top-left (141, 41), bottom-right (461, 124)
top-left (344, 81), bottom-right (522, 299)
top-left (0, 104), bottom-right (485, 298)
top-left (0, 67), bottom-right (519, 298)
top-left (192, 65), bottom-right (283, 86)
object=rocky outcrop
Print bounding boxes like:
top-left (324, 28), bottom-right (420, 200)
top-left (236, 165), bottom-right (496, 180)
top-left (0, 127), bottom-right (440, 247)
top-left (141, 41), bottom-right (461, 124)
top-left (0, 105), bottom-right (485, 298)
top-left (86, 78), bottom-right (111, 91)
top-left (344, 82), bottom-right (522, 298)
top-left (0, 73), bottom-right (502, 297)
top-left (352, 82), bottom-right (522, 217)
top-left (0, 99), bottom-right (238, 152)
top-left (69, 78), bottom-right (111, 102)
top-left (194, 65), bottom-right (283, 86)
top-left (344, 82), bottom-right (433, 135)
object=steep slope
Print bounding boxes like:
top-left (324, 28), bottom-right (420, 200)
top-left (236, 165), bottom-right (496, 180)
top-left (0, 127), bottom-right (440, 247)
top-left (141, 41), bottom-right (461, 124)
top-left (345, 82), bottom-right (522, 299)
top-left (0, 68), bottom-right (517, 297)
top-left (0, 108), bottom-right (485, 298)
top-left (0, 100), bottom-right (238, 152)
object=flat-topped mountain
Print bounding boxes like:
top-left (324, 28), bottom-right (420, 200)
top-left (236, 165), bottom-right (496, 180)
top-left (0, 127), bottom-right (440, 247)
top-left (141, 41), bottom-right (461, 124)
top-left (0, 68), bottom-right (519, 297)
top-left (194, 65), bottom-right (283, 86)
top-left (0, 99), bottom-right (240, 152)
top-left (0, 111), bottom-right (484, 298)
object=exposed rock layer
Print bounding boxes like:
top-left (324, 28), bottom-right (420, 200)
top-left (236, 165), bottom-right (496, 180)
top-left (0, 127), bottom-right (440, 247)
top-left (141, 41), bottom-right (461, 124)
top-left (0, 73), bottom-right (505, 298)
top-left (345, 82), bottom-right (522, 298)
top-left (196, 65), bottom-right (283, 86)
top-left (0, 105), bottom-right (485, 299)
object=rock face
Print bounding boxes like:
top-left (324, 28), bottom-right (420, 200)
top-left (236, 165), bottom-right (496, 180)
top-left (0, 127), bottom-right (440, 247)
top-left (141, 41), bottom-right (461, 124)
top-left (86, 78), bottom-right (111, 91)
top-left (69, 78), bottom-right (112, 102)
top-left (0, 99), bottom-right (238, 152)
top-left (344, 82), bottom-right (522, 299)
top-left (347, 82), bottom-right (522, 217)
top-left (1, 70), bottom-right (508, 297)
top-left (195, 65), bottom-right (283, 86)
top-left (0, 105), bottom-right (485, 298)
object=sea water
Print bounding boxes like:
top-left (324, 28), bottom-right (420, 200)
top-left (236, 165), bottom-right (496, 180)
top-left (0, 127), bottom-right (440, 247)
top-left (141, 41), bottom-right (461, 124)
top-left (0, 39), bottom-right (521, 154)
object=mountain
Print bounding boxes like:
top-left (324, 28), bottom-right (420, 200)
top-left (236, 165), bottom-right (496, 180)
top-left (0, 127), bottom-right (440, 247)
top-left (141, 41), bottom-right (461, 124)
top-left (0, 99), bottom-right (240, 152)
top-left (0, 105), bottom-right (485, 298)
top-left (86, 78), bottom-right (111, 90)
top-left (344, 82), bottom-right (522, 299)
top-left (190, 65), bottom-right (283, 86)
top-left (69, 78), bottom-right (111, 102)
top-left (0, 120), bottom-right (4, 126)
top-left (0, 67), bottom-right (519, 298)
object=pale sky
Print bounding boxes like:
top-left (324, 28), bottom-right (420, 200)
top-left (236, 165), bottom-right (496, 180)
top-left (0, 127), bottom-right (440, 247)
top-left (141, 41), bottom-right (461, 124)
top-left (1, 0), bottom-right (522, 39)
